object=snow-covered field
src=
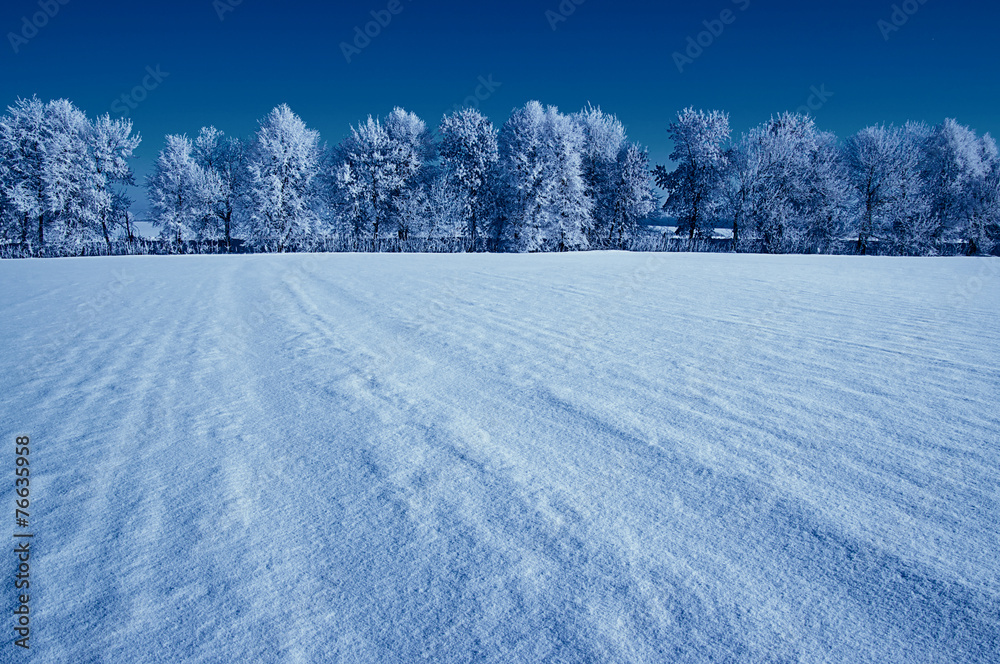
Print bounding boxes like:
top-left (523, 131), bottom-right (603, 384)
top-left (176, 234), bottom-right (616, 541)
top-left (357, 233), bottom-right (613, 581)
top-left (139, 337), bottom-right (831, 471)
top-left (2, 252), bottom-right (999, 663)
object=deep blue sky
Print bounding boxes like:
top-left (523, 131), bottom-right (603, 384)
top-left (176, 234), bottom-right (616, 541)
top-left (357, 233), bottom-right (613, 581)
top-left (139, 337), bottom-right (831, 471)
top-left (2, 0), bottom-right (998, 217)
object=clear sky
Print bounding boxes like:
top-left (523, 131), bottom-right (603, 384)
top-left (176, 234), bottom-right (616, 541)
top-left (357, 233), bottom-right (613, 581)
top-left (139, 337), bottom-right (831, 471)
top-left (2, 0), bottom-right (998, 217)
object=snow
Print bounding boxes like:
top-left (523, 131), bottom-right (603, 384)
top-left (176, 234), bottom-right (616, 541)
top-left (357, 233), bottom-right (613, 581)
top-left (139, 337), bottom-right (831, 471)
top-left (2, 252), bottom-right (999, 662)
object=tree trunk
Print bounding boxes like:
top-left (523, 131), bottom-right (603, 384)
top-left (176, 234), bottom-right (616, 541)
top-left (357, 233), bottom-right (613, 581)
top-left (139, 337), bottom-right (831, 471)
top-left (124, 212), bottom-right (134, 242)
top-left (858, 192), bottom-right (874, 255)
top-left (101, 212), bottom-right (113, 250)
top-left (690, 191), bottom-right (700, 240)
top-left (279, 222), bottom-right (291, 253)
top-left (469, 208), bottom-right (478, 252)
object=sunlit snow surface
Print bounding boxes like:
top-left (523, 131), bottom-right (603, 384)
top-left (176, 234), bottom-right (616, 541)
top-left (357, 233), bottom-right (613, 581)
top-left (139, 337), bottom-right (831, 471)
top-left (2, 252), bottom-right (999, 662)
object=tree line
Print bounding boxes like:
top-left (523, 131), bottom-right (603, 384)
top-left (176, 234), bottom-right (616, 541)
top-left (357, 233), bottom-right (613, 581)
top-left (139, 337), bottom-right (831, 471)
top-left (1, 98), bottom-right (998, 257)
top-left (659, 108), bottom-right (999, 256)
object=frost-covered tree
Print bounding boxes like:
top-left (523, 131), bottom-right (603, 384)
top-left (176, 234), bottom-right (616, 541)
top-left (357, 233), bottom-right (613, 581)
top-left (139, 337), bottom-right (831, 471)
top-left (89, 114), bottom-right (141, 248)
top-left (607, 143), bottom-right (656, 247)
top-left (846, 125), bottom-right (905, 253)
top-left (395, 183), bottom-right (432, 242)
top-left (923, 119), bottom-right (987, 250)
top-left (0, 167), bottom-right (13, 243)
top-left (885, 122), bottom-right (935, 255)
top-left (845, 123), bottom-right (940, 255)
top-left (724, 122), bottom-right (788, 252)
top-left (1, 98), bottom-right (139, 253)
top-left (0, 191), bottom-right (15, 245)
top-left (721, 141), bottom-right (763, 250)
top-left (331, 122), bottom-right (380, 244)
top-left (540, 108), bottom-right (592, 251)
top-left (804, 132), bottom-right (852, 254)
top-left (498, 102), bottom-right (592, 252)
top-left (963, 133), bottom-right (1000, 255)
top-left (117, 191), bottom-right (138, 242)
top-left (570, 106), bottom-right (654, 249)
top-left (245, 105), bottom-right (323, 251)
top-left (920, 119), bottom-right (1000, 255)
top-left (386, 108), bottom-right (434, 241)
top-left (727, 113), bottom-right (841, 253)
top-left (147, 135), bottom-right (207, 244)
top-left (333, 107), bottom-right (432, 246)
top-left (194, 126), bottom-right (246, 250)
top-left (422, 176), bottom-right (465, 242)
top-left (0, 97), bottom-right (47, 247)
top-left (573, 106), bottom-right (626, 245)
top-left (437, 109), bottom-right (499, 250)
top-left (497, 101), bottom-right (546, 251)
top-left (654, 108), bottom-right (730, 240)
top-left (0, 132), bottom-right (19, 244)
top-left (38, 99), bottom-right (95, 252)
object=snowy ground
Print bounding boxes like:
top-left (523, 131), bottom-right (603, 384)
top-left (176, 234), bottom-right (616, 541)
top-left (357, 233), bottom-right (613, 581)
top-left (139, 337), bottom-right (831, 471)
top-left (2, 252), bottom-right (999, 663)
